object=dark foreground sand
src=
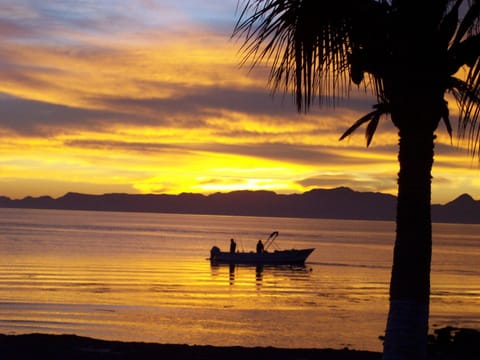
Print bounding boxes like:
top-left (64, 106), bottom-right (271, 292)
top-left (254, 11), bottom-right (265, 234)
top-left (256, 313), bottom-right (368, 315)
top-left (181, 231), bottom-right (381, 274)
top-left (0, 333), bottom-right (380, 360)
top-left (1, 327), bottom-right (479, 360)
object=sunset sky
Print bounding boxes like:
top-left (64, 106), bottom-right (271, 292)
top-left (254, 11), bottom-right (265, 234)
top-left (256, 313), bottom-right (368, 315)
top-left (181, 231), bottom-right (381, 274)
top-left (0, 0), bottom-right (478, 203)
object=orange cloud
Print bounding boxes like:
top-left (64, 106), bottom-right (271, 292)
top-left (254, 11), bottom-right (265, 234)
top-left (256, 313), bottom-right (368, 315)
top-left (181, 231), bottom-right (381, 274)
top-left (0, 2), bottom-right (478, 203)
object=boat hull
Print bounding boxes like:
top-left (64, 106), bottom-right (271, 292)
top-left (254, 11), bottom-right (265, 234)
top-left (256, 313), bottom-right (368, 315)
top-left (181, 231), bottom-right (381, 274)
top-left (210, 248), bottom-right (314, 265)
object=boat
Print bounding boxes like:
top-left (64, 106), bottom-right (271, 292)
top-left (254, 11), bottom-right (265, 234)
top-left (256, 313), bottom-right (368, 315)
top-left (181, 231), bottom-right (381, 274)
top-left (210, 248), bottom-right (315, 265)
top-left (209, 231), bottom-right (314, 265)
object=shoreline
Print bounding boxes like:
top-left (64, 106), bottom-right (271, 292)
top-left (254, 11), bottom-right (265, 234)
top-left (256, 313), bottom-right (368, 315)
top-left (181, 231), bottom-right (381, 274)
top-left (1, 327), bottom-right (479, 359)
top-left (0, 333), bottom-right (381, 360)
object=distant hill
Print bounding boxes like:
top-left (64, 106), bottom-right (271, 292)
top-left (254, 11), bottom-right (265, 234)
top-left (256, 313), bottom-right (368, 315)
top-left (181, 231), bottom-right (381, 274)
top-left (0, 187), bottom-right (478, 224)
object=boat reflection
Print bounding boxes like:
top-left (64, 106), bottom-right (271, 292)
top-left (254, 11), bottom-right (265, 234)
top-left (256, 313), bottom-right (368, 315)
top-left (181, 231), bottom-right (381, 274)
top-left (211, 263), bottom-right (311, 288)
top-left (229, 263), bottom-right (235, 285)
top-left (255, 265), bottom-right (263, 286)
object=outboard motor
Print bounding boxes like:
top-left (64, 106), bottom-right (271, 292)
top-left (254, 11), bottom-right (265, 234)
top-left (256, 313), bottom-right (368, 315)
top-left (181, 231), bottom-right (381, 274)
top-left (210, 246), bottom-right (221, 261)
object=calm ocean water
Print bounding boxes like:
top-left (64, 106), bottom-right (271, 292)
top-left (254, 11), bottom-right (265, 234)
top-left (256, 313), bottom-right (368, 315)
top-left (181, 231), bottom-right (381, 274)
top-left (0, 208), bottom-right (478, 351)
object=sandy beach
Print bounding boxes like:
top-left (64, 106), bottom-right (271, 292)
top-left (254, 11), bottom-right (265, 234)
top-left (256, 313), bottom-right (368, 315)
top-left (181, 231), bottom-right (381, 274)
top-left (0, 333), bottom-right (381, 360)
top-left (2, 327), bottom-right (479, 359)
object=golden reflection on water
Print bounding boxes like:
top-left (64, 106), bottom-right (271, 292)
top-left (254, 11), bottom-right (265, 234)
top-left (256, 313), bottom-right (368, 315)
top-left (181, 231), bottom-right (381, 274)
top-left (1, 255), bottom-right (315, 310)
top-left (1, 211), bottom-right (479, 351)
top-left (1, 253), bottom-right (477, 353)
top-left (210, 263), bottom-right (315, 309)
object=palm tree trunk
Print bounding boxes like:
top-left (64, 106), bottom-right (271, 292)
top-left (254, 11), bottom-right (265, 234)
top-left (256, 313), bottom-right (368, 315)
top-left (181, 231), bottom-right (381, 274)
top-left (382, 126), bottom-right (435, 360)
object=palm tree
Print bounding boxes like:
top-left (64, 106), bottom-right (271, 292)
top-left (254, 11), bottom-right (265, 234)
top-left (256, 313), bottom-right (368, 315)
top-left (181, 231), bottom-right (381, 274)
top-left (233, 1), bottom-right (480, 359)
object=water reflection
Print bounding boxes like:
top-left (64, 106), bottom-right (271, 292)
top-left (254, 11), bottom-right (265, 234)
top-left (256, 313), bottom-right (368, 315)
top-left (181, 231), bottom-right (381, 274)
top-left (256, 265), bottom-right (263, 288)
top-left (211, 263), bottom-right (311, 289)
top-left (229, 264), bottom-right (235, 285)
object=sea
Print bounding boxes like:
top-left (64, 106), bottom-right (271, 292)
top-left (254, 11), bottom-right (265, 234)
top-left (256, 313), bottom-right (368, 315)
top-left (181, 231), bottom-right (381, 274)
top-left (0, 208), bottom-right (478, 352)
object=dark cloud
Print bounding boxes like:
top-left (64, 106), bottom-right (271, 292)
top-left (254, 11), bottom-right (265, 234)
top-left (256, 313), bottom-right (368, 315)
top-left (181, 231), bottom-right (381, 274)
top-left (64, 139), bottom-right (190, 155)
top-left (432, 142), bottom-right (476, 167)
top-left (64, 137), bottom-right (323, 163)
top-left (98, 83), bottom-right (376, 129)
top-left (298, 174), bottom-right (396, 194)
top-left (0, 84), bottom-right (307, 137)
top-left (0, 2), bottom-right (154, 45)
top-left (63, 135), bottom-right (380, 167)
top-left (0, 86), bottom-right (398, 166)
top-left (0, 94), bottom-right (130, 135)
top-left (194, 142), bottom-right (398, 166)
top-left (0, 19), bottom-right (35, 39)
top-left (99, 85), bottom-right (298, 118)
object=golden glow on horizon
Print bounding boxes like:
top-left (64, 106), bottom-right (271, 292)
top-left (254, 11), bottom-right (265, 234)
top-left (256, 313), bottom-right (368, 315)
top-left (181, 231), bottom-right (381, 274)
top-left (0, 5), bottom-right (478, 204)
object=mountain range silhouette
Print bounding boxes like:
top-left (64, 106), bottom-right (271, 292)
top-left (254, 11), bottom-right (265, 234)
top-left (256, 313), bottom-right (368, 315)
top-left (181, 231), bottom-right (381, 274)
top-left (0, 187), bottom-right (478, 224)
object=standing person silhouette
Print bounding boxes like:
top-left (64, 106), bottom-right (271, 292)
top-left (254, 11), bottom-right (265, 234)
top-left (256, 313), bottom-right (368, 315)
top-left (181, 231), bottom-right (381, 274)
top-left (256, 239), bottom-right (264, 254)
top-left (230, 238), bottom-right (237, 253)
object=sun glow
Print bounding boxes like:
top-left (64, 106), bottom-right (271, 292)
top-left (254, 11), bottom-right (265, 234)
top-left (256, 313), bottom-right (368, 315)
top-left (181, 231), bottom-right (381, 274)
top-left (0, 1), bottom-right (478, 203)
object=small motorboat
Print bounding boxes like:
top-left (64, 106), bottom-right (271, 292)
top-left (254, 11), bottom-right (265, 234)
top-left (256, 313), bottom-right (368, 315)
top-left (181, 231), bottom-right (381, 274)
top-left (209, 231), bottom-right (314, 265)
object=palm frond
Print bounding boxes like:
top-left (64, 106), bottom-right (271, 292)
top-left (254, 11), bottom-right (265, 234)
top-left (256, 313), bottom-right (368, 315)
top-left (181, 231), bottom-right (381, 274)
top-left (463, 58), bottom-right (480, 157)
top-left (448, 33), bottom-right (480, 74)
top-left (440, 0), bottom-right (462, 46)
top-left (440, 100), bottom-right (453, 140)
top-left (452, 0), bottom-right (480, 46)
top-left (339, 103), bottom-right (388, 147)
top-left (365, 111), bottom-right (381, 147)
top-left (233, 0), bottom-right (386, 111)
top-left (448, 69), bottom-right (480, 157)
top-left (339, 110), bottom-right (378, 141)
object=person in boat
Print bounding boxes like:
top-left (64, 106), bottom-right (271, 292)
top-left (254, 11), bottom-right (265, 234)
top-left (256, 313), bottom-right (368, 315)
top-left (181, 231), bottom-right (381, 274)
top-left (256, 239), bottom-right (264, 254)
top-left (230, 238), bottom-right (237, 253)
